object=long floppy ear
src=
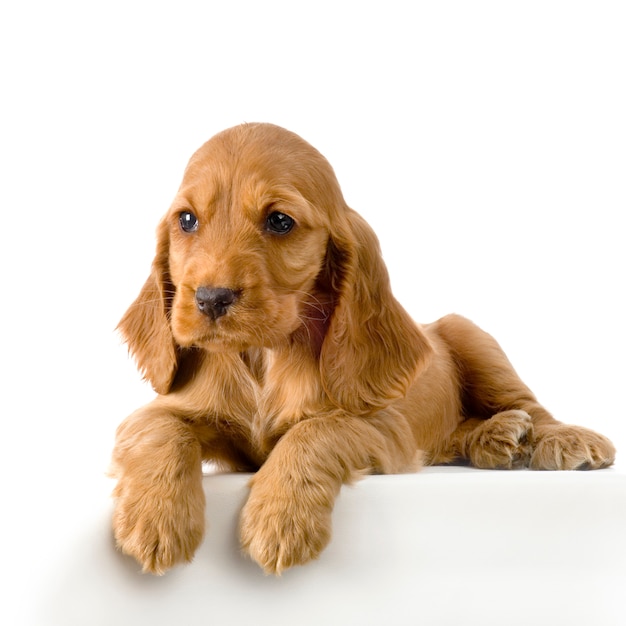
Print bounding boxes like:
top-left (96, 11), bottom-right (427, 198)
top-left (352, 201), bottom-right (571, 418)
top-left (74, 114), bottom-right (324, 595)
top-left (320, 208), bottom-right (433, 414)
top-left (117, 220), bottom-right (178, 395)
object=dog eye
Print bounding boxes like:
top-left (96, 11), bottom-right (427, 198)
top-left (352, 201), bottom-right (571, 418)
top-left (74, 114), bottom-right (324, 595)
top-left (266, 211), bottom-right (295, 235)
top-left (179, 211), bottom-right (199, 233)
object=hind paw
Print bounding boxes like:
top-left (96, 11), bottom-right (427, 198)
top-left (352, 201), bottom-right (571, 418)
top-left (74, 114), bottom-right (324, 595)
top-left (468, 410), bottom-right (533, 469)
top-left (530, 424), bottom-right (615, 470)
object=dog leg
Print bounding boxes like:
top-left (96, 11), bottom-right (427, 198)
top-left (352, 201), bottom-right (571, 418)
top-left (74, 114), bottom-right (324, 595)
top-left (434, 314), bottom-right (615, 470)
top-left (239, 410), bottom-right (419, 574)
top-left (111, 403), bottom-right (206, 574)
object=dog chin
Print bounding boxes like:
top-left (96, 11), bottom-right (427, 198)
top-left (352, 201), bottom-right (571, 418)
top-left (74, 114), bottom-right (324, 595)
top-left (185, 333), bottom-right (251, 353)
top-left (193, 329), bottom-right (300, 353)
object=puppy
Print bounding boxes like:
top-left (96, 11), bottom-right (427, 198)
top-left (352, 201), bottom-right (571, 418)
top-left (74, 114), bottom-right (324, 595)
top-left (112, 123), bottom-right (615, 575)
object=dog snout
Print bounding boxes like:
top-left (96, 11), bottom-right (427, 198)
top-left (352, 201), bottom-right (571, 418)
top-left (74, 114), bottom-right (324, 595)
top-left (195, 286), bottom-right (239, 320)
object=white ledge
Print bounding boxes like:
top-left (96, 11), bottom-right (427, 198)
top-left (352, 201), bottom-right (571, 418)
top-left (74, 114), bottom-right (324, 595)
top-left (37, 466), bottom-right (626, 626)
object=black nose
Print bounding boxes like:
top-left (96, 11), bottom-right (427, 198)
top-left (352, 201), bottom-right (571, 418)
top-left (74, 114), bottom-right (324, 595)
top-left (195, 287), bottom-right (239, 320)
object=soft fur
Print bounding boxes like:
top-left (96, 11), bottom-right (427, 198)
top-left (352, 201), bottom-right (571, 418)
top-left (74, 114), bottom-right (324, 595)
top-left (111, 123), bottom-right (615, 575)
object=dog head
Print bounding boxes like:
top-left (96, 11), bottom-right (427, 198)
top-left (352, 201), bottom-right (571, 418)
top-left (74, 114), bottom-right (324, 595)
top-left (119, 123), bottom-right (432, 411)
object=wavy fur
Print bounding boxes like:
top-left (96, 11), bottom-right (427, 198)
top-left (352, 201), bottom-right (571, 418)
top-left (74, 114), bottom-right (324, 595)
top-left (111, 123), bottom-right (615, 575)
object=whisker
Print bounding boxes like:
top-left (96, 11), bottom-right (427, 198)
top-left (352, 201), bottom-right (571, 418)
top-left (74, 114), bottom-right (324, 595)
top-left (275, 287), bottom-right (332, 321)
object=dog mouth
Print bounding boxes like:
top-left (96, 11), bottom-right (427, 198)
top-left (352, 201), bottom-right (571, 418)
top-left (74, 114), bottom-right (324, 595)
top-left (172, 308), bottom-right (253, 351)
top-left (170, 281), bottom-right (313, 351)
top-left (171, 299), bottom-right (295, 352)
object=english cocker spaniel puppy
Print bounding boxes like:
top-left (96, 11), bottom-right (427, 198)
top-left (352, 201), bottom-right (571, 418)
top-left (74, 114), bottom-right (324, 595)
top-left (112, 122), bottom-right (615, 575)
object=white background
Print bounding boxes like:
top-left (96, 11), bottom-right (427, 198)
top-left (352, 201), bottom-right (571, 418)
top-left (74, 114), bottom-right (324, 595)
top-left (1, 1), bottom-right (624, 622)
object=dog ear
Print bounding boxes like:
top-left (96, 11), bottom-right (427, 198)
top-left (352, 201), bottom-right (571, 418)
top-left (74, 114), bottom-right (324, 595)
top-left (117, 220), bottom-right (178, 395)
top-left (320, 208), bottom-right (433, 414)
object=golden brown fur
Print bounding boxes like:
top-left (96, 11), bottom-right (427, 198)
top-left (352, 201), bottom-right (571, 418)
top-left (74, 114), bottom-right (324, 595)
top-left (111, 123), bottom-right (615, 575)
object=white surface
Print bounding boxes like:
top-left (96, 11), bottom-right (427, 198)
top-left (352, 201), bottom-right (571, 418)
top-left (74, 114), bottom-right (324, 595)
top-left (1, 2), bottom-right (625, 625)
top-left (32, 467), bottom-right (626, 626)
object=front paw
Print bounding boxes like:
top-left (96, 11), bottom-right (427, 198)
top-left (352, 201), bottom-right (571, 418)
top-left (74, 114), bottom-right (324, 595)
top-left (530, 424), bottom-right (615, 470)
top-left (112, 479), bottom-right (206, 574)
top-left (239, 475), bottom-right (333, 575)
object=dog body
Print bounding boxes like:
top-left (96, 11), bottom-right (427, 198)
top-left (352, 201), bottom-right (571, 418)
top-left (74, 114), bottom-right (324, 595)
top-left (112, 123), bottom-right (615, 575)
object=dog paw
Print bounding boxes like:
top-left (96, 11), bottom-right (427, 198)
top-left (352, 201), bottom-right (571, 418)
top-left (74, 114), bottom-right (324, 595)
top-left (468, 410), bottom-right (533, 469)
top-left (530, 424), bottom-right (615, 470)
top-left (239, 474), bottom-right (333, 575)
top-left (112, 480), bottom-right (206, 574)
